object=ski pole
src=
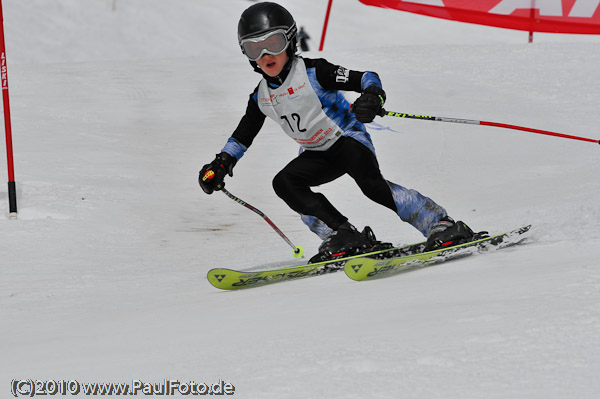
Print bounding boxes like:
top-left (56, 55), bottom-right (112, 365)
top-left (220, 186), bottom-right (305, 259)
top-left (380, 109), bottom-right (600, 146)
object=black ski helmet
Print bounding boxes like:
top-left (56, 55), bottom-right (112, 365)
top-left (238, 2), bottom-right (298, 59)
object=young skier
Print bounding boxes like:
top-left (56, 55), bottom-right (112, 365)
top-left (199, 2), bottom-right (474, 259)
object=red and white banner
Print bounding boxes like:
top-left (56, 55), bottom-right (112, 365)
top-left (359, 0), bottom-right (600, 34)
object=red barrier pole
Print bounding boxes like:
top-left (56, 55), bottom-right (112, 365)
top-left (319, 0), bottom-right (333, 51)
top-left (0, 0), bottom-right (17, 219)
top-left (528, 0), bottom-right (536, 43)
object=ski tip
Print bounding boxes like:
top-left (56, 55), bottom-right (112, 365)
top-left (343, 260), bottom-right (367, 281)
top-left (207, 268), bottom-right (248, 290)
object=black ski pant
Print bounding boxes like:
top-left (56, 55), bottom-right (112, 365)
top-left (272, 136), bottom-right (397, 231)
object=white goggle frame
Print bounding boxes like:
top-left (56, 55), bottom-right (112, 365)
top-left (240, 25), bottom-right (296, 61)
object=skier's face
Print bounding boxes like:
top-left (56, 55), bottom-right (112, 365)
top-left (256, 52), bottom-right (289, 77)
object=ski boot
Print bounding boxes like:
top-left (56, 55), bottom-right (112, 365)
top-left (309, 222), bottom-right (391, 263)
top-left (424, 216), bottom-right (476, 252)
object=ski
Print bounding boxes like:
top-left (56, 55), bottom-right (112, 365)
top-left (207, 241), bottom-right (427, 290)
top-left (344, 225), bottom-right (532, 282)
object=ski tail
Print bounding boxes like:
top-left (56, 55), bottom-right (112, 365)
top-left (344, 225), bottom-right (532, 282)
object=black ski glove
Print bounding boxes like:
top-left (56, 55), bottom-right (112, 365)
top-left (352, 86), bottom-right (386, 123)
top-left (199, 152), bottom-right (237, 194)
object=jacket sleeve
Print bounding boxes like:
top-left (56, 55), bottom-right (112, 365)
top-left (303, 57), bottom-right (383, 93)
top-left (221, 85), bottom-right (266, 160)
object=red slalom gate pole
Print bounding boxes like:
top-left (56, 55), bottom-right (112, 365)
top-left (381, 109), bottom-right (600, 146)
top-left (0, 0), bottom-right (17, 219)
top-left (319, 0), bottom-right (333, 51)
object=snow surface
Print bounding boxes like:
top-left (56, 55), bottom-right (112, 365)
top-left (2, 0), bottom-right (600, 398)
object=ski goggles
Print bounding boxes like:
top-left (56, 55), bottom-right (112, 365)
top-left (240, 27), bottom-right (294, 61)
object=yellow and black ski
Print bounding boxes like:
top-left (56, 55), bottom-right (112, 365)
top-left (344, 225), bottom-right (532, 282)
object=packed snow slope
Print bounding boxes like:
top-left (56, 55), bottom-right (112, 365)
top-left (2, 1), bottom-right (600, 398)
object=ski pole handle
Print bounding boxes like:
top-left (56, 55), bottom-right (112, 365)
top-left (220, 186), bottom-right (304, 259)
top-left (380, 108), bottom-right (600, 146)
